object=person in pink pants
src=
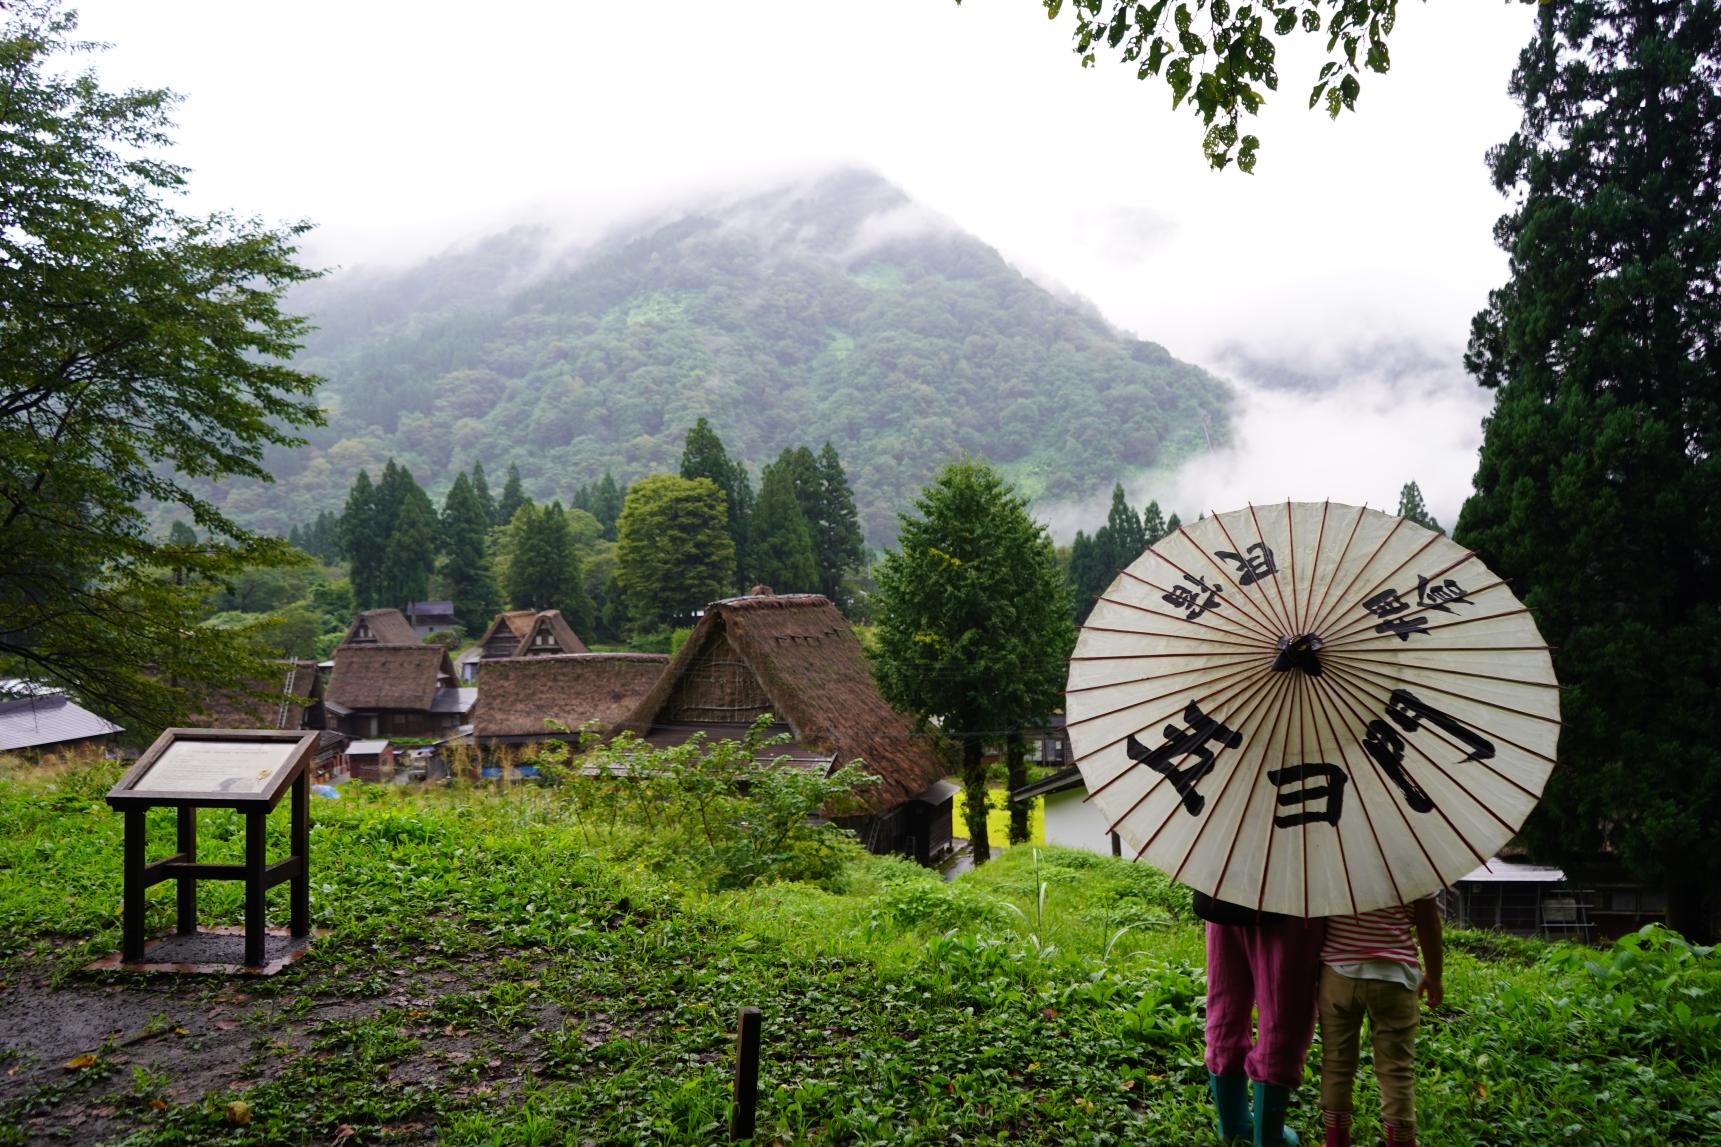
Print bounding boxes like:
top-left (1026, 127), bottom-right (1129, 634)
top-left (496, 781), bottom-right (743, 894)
top-left (1197, 893), bottom-right (1327, 1146)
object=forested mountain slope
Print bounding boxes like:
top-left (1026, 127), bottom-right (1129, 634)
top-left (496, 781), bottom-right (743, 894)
top-left (239, 169), bottom-right (1231, 542)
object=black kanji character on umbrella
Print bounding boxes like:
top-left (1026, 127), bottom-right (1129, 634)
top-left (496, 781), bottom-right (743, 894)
top-left (1362, 720), bottom-right (1436, 813)
top-left (1362, 588), bottom-right (1409, 617)
top-left (1385, 688), bottom-right (1495, 763)
top-left (1415, 574), bottom-right (1473, 614)
top-left (1213, 542), bottom-right (1277, 586)
top-left (1267, 763), bottom-right (1348, 828)
top-left (1373, 616), bottom-right (1430, 641)
top-left (1125, 701), bottom-right (1243, 817)
top-left (1162, 573), bottom-right (1224, 621)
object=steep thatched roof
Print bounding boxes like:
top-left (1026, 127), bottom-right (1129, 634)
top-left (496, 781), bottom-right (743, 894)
top-left (519, 610), bottom-right (590, 656)
top-left (474, 610), bottom-right (537, 650)
top-left (616, 593), bottom-right (948, 812)
top-left (472, 653), bottom-right (668, 740)
top-left (197, 660), bottom-right (320, 730)
top-left (340, 609), bottom-right (418, 647)
top-left (326, 644), bottom-right (454, 711)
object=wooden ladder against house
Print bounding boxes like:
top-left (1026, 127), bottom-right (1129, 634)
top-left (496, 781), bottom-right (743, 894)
top-left (275, 664), bottom-right (296, 729)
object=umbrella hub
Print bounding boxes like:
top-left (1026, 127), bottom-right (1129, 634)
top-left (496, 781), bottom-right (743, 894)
top-left (1272, 633), bottom-right (1325, 676)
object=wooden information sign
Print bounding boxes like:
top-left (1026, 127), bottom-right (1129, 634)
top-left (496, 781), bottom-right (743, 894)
top-left (105, 729), bottom-right (318, 970)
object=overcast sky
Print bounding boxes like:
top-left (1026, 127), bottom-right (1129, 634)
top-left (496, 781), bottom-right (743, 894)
top-left (71, 1), bottom-right (1535, 530)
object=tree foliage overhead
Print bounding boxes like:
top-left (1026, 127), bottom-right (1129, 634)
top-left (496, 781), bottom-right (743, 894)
top-left (980, 0), bottom-right (1414, 170)
top-left (1456, 0), bottom-right (1720, 938)
top-left (0, 2), bottom-right (322, 728)
top-left (235, 169), bottom-right (1230, 544)
top-left (872, 458), bottom-right (1075, 865)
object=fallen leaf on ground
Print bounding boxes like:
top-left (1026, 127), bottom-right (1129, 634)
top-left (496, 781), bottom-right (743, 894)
top-left (215, 1020), bottom-right (240, 1031)
top-left (226, 1100), bottom-right (251, 1125)
top-left (63, 1054), bottom-right (98, 1070)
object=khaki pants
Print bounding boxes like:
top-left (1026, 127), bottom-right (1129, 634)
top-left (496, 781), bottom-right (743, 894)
top-left (1318, 965), bottom-right (1419, 1129)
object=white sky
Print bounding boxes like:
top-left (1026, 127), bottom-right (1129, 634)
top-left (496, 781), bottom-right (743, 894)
top-left (70, 0), bottom-right (1533, 531)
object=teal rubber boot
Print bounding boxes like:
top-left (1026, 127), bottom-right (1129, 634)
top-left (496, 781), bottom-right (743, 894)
top-left (1251, 1079), bottom-right (1300, 1147)
top-left (1209, 1071), bottom-right (1254, 1143)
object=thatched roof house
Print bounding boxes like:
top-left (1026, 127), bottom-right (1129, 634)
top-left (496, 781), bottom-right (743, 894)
top-left (340, 608), bottom-right (419, 647)
top-left (474, 610), bottom-right (537, 660)
top-left (519, 610), bottom-right (589, 656)
top-left (324, 644), bottom-right (471, 738)
top-left (472, 653), bottom-right (668, 745)
top-left (615, 592), bottom-right (955, 862)
top-left (197, 660), bottom-right (322, 730)
top-left (467, 609), bottom-right (591, 682)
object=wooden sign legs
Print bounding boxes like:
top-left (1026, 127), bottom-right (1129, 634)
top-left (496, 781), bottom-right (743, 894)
top-left (118, 774), bottom-right (311, 967)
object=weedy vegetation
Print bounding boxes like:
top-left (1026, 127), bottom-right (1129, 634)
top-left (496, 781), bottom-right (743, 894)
top-left (0, 750), bottom-right (1716, 1145)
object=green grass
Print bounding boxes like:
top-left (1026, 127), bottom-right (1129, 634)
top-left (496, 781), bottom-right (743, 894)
top-left (1, 760), bottom-right (1717, 1145)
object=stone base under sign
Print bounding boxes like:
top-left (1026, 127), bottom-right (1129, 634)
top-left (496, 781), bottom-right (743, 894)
top-left (85, 926), bottom-right (326, 976)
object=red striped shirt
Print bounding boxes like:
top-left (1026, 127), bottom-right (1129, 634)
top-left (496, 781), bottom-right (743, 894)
top-left (1322, 905), bottom-right (1419, 967)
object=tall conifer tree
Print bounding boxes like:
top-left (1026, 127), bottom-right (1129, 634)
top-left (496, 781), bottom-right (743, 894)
top-left (680, 418), bottom-right (752, 590)
top-left (340, 469), bottom-right (385, 610)
top-left (441, 471), bottom-right (500, 634)
top-left (496, 464), bottom-right (527, 526)
top-left (1458, 0), bottom-right (1720, 938)
top-left (381, 480), bottom-right (437, 610)
top-left (812, 443), bottom-right (867, 604)
top-left (470, 460), bottom-right (497, 528)
top-left (750, 459), bottom-right (819, 593)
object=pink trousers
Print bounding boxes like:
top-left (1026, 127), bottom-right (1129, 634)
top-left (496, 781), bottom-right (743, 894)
top-left (1204, 917), bottom-right (1327, 1088)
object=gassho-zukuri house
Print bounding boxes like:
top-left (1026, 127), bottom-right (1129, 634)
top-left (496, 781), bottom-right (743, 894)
top-left (324, 609), bottom-right (474, 739)
top-left (459, 608), bottom-right (591, 682)
top-left (611, 591), bottom-right (957, 865)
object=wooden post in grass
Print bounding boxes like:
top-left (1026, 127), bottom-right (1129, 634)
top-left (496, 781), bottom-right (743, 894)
top-left (730, 1005), bottom-right (761, 1140)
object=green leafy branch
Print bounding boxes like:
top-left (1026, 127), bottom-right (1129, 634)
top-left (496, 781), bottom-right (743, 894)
top-left (960, 0), bottom-right (1405, 171)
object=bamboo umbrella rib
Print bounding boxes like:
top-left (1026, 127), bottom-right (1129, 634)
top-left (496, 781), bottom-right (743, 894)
top-left (1321, 651), bottom-right (1561, 733)
top-left (1064, 657), bottom-right (1270, 731)
top-left (1315, 665), bottom-right (1518, 851)
top-left (1209, 510), bottom-right (1298, 636)
top-left (1124, 670), bottom-right (1295, 859)
top-left (1113, 566), bottom-right (1284, 645)
top-left (1294, 671), bottom-right (1312, 916)
top-left (1066, 655), bottom-right (1275, 699)
top-left (1307, 528), bottom-right (1443, 640)
top-left (1078, 624), bottom-right (1272, 651)
top-left (1249, 658), bottom-right (1307, 912)
top-left (1314, 549), bottom-right (1482, 641)
top-left (1320, 607), bottom-right (1533, 652)
top-left (1070, 649), bottom-right (1273, 663)
top-left (1320, 572), bottom-right (1505, 646)
top-left (1176, 670), bottom-right (1295, 892)
top-left (1094, 586), bottom-right (1281, 649)
top-left (1295, 500), bottom-right (1334, 635)
top-left (1147, 536), bottom-right (1289, 641)
top-left (1250, 501), bottom-right (1301, 640)
top-left (1078, 657), bottom-right (1279, 800)
top-left (1304, 503), bottom-right (1369, 638)
top-left (1160, 672), bottom-right (1296, 875)
top-left (1303, 669), bottom-right (1387, 912)
top-left (1323, 650), bottom-right (1562, 692)
top-left (1305, 513), bottom-right (1407, 638)
top-left (1319, 659), bottom-right (1559, 771)
top-left (1306, 672), bottom-right (1449, 888)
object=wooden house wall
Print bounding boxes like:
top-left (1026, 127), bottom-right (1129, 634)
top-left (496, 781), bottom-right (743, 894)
top-left (333, 709), bottom-right (463, 739)
top-left (660, 633), bottom-right (773, 724)
top-left (484, 632), bottom-right (522, 659)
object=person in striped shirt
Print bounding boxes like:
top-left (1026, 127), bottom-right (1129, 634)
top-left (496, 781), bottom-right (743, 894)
top-left (1316, 898), bottom-right (1444, 1147)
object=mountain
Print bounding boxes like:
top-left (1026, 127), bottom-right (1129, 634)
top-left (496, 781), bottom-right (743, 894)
top-left (237, 169), bottom-right (1232, 543)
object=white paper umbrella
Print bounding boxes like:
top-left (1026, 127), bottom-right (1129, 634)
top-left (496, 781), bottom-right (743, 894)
top-left (1066, 501), bottom-right (1560, 918)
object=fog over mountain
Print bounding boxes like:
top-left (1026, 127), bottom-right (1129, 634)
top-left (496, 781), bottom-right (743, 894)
top-left (235, 169), bottom-right (1232, 544)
